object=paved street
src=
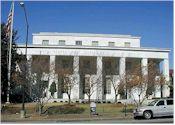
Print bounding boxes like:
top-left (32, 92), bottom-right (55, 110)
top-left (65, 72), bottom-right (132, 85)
top-left (58, 117), bottom-right (173, 124)
top-left (2, 117), bottom-right (173, 124)
top-left (2, 113), bottom-right (173, 124)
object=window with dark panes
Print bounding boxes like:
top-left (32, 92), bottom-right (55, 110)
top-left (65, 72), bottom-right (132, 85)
top-left (108, 42), bottom-right (115, 47)
top-left (106, 61), bottom-right (112, 69)
top-left (92, 41), bottom-right (98, 46)
top-left (84, 75), bottom-right (90, 93)
top-left (105, 78), bottom-right (111, 94)
top-left (42, 40), bottom-right (49, 45)
top-left (156, 100), bottom-right (164, 106)
top-left (126, 62), bottom-right (132, 72)
top-left (83, 60), bottom-right (90, 69)
top-left (59, 40), bottom-right (65, 45)
top-left (76, 41), bottom-right (82, 45)
top-left (124, 42), bottom-right (130, 47)
top-left (167, 100), bottom-right (173, 105)
top-left (62, 60), bottom-right (69, 68)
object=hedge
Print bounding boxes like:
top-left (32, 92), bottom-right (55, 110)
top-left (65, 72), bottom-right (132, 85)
top-left (47, 104), bottom-right (85, 115)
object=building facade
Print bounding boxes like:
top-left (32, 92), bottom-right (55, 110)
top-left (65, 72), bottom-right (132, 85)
top-left (17, 32), bottom-right (170, 103)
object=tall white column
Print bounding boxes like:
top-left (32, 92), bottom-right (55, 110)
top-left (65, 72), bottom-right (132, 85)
top-left (141, 58), bottom-right (148, 76)
top-left (48, 55), bottom-right (56, 98)
top-left (119, 57), bottom-right (126, 76)
top-left (162, 59), bottom-right (170, 97)
top-left (141, 58), bottom-right (148, 99)
top-left (119, 57), bottom-right (126, 99)
top-left (72, 56), bottom-right (80, 101)
top-left (96, 56), bottom-right (103, 101)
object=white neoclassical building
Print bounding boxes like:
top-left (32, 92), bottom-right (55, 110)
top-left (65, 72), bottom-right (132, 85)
top-left (17, 32), bottom-right (170, 103)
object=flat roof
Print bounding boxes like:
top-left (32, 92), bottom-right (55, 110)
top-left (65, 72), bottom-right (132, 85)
top-left (32, 32), bottom-right (141, 39)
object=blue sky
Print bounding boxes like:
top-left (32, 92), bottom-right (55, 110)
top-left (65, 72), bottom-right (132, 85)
top-left (1, 1), bottom-right (173, 69)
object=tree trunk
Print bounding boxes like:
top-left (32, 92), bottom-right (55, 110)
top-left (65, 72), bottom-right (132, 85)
top-left (38, 104), bottom-right (43, 115)
top-left (68, 94), bottom-right (71, 104)
top-left (114, 91), bottom-right (117, 103)
top-left (160, 85), bottom-right (163, 98)
top-left (88, 95), bottom-right (91, 103)
top-left (115, 94), bottom-right (118, 103)
top-left (138, 95), bottom-right (141, 106)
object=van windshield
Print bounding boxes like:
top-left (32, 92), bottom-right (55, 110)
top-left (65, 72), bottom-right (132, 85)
top-left (148, 100), bottom-right (157, 106)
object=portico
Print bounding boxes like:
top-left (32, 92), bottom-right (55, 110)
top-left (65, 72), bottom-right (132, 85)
top-left (18, 44), bottom-right (170, 103)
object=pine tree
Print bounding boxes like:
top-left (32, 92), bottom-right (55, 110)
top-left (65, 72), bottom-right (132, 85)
top-left (49, 82), bottom-right (56, 97)
top-left (1, 23), bottom-right (21, 103)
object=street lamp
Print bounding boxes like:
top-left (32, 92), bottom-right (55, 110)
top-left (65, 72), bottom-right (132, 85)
top-left (20, 2), bottom-right (29, 56)
top-left (19, 2), bottom-right (29, 118)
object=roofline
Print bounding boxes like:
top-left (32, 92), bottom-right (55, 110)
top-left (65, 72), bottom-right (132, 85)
top-left (32, 32), bottom-right (141, 39)
top-left (17, 44), bottom-right (170, 53)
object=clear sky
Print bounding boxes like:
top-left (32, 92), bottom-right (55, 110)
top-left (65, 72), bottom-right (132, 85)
top-left (1, 1), bottom-right (173, 69)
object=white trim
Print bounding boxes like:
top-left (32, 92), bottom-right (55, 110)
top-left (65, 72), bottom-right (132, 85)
top-left (17, 44), bottom-right (170, 52)
top-left (32, 32), bottom-right (141, 39)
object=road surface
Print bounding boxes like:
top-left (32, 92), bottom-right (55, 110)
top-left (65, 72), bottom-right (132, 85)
top-left (2, 117), bottom-right (173, 123)
top-left (57, 117), bottom-right (173, 124)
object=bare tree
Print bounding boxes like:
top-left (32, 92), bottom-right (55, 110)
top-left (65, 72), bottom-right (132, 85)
top-left (126, 68), bottom-right (147, 106)
top-left (107, 74), bottom-right (125, 103)
top-left (79, 56), bottom-right (103, 103)
top-left (83, 73), bottom-right (102, 103)
top-left (155, 72), bottom-right (167, 98)
top-left (146, 61), bottom-right (167, 98)
top-left (55, 56), bottom-right (79, 105)
top-left (56, 68), bottom-right (77, 104)
top-left (29, 56), bottom-right (51, 115)
top-left (125, 61), bottom-right (166, 106)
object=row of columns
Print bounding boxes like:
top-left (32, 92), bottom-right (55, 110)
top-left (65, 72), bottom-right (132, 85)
top-left (27, 55), bottom-right (170, 100)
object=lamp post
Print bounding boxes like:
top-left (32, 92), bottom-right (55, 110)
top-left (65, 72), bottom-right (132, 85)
top-left (19, 2), bottom-right (29, 118)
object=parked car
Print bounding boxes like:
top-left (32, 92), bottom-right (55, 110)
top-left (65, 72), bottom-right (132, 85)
top-left (133, 98), bottom-right (173, 119)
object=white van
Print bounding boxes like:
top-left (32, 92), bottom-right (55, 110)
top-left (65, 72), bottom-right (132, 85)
top-left (133, 98), bottom-right (173, 119)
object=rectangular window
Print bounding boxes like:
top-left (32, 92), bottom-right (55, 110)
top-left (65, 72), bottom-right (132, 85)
top-left (62, 60), bottom-right (69, 68)
top-left (76, 41), bottom-right (82, 46)
top-left (108, 42), bottom-right (115, 47)
top-left (156, 100), bottom-right (165, 106)
top-left (105, 61), bottom-right (112, 69)
top-left (124, 42), bottom-right (131, 47)
top-left (83, 60), bottom-right (91, 69)
top-left (126, 62), bottom-right (132, 71)
top-left (167, 100), bottom-right (173, 105)
top-left (42, 40), bottom-right (49, 45)
top-left (92, 41), bottom-right (98, 46)
top-left (105, 78), bottom-right (111, 94)
top-left (59, 40), bottom-right (65, 45)
top-left (84, 75), bottom-right (90, 93)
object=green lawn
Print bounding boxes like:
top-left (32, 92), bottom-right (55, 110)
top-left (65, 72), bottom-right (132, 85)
top-left (2, 102), bottom-right (136, 122)
top-left (2, 102), bottom-right (135, 115)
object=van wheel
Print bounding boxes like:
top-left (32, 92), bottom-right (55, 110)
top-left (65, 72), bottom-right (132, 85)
top-left (143, 111), bottom-right (152, 119)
